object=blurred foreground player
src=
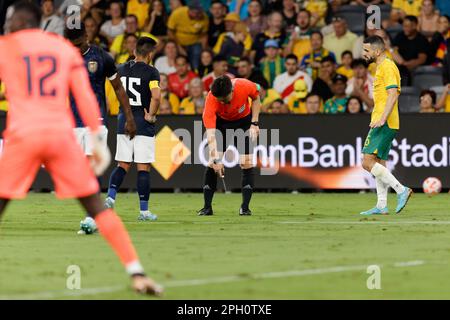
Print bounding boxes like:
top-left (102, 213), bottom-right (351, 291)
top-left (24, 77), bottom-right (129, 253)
top-left (0, 2), bottom-right (162, 296)
top-left (199, 76), bottom-right (261, 216)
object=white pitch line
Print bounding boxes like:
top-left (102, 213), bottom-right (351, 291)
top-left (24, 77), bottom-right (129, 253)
top-left (0, 260), bottom-right (425, 300)
top-left (276, 220), bottom-right (450, 225)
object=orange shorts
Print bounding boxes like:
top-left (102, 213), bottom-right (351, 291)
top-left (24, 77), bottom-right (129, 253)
top-left (0, 130), bottom-right (99, 199)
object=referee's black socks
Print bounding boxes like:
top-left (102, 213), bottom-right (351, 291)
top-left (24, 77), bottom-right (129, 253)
top-left (241, 168), bottom-right (254, 210)
top-left (203, 167), bottom-right (217, 209)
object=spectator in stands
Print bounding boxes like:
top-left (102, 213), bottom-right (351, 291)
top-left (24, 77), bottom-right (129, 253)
top-left (100, 1), bottom-right (126, 45)
top-left (84, 15), bottom-right (109, 51)
top-left (159, 99), bottom-right (173, 115)
top-left (418, 0), bottom-right (440, 39)
top-left (116, 33), bottom-right (138, 64)
top-left (144, 0), bottom-right (168, 41)
top-left (323, 16), bottom-right (358, 64)
top-left (284, 9), bottom-right (313, 63)
top-left (346, 96), bottom-right (364, 114)
top-left (268, 99), bottom-right (290, 114)
top-left (392, 15), bottom-right (429, 86)
top-left (213, 13), bottom-right (253, 57)
top-left (58, 0), bottom-right (82, 17)
top-left (244, 0), bottom-right (267, 39)
top-left (312, 55), bottom-right (336, 101)
top-left (167, 1), bottom-right (209, 71)
top-left (252, 11), bottom-right (287, 64)
top-left (336, 50), bottom-right (354, 80)
top-left (323, 74), bottom-right (348, 114)
top-left (179, 78), bottom-right (206, 114)
top-left (127, 0), bottom-right (150, 30)
top-left (169, 0), bottom-right (184, 12)
top-left (202, 55), bottom-right (235, 91)
top-left (218, 22), bottom-right (250, 75)
top-left (110, 14), bottom-right (156, 62)
top-left (237, 57), bottom-right (267, 85)
top-left (304, 0), bottom-right (328, 27)
top-left (41, 0), bottom-right (64, 36)
top-left (196, 49), bottom-right (214, 78)
top-left (287, 79), bottom-right (309, 113)
top-left (300, 31), bottom-right (335, 80)
top-left (305, 93), bottom-right (322, 114)
top-left (260, 80), bottom-right (282, 111)
top-left (260, 39), bottom-right (286, 87)
top-left (419, 89), bottom-right (437, 113)
top-left (432, 15), bottom-right (450, 66)
top-left (436, 83), bottom-right (450, 112)
top-left (168, 55), bottom-right (199, 100)
top-left (208, 0), bottom-right (226, 48)
top-left (282, 0), bottom-right (298, 32)
top-left (273, 54), bottom-right (313, 102)
top-left (160, 73), bottom-right (180, 114)
top-left (388, 0), bottom-right (422, 27)
top-left (155, 40), bottom-right (178, 75)
top-left (345, 58), bottom-right (374, 111)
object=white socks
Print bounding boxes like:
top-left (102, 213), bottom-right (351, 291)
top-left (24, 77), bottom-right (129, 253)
top-left (371, 163), bottom-right (405, 195)
top-left (376, 177), bottom-right (388, 209)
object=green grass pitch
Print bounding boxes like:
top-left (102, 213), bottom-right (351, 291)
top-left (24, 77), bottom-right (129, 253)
top-left (0, 192), bottom-right (449, 300)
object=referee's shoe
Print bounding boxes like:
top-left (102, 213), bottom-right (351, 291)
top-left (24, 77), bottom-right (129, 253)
top-left (198, 207), bottom-right (213, 216)
top-left (239, 207), bottom-right (252, 216)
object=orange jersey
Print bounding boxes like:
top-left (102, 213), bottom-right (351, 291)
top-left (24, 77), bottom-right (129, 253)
top-left (203, 78), bottom-right (260, 129)
top-left (0, 29), bottom-right (101, 139)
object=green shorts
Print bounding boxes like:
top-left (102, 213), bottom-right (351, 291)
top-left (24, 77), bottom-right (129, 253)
top-left (362, 124), bottom-right (398, 160)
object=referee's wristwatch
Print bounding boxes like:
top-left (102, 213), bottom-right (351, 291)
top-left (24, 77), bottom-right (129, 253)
top-left (251, 121), bottom-right (259, 126)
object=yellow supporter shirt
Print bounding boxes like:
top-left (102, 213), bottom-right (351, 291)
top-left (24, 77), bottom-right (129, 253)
top-left (392, 0), bottom-right (422, 16)
top-left (305, 0), bottom-right (328, 27)
top-left (167, 6), bottom-right (209, 47)
top-left (336, 66), bottom-right (354, 79)
top-left (445, 95), bottom-right (450, 113)
top-left (292, 36), bottom-right (311, 63)
top-left (163, 93), bottom-right (180, 114)
top-left (178, 97), bottom-right (196, 115)
top-left (372, 57), bottom-right (401, 129)
top-left (0, 83), bottom-right (8, 111)
top-left (110, 31), bottom-right (158, 58)
top-left (287, 96), bottom-right (307, 114)
top-left (127, 0), bottom-right (150, 30)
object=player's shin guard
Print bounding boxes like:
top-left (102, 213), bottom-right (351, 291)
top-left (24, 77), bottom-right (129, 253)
top-left (137, 171), bottom-right (150, 212)
top-left (371, 163), bottom-right (405, 194)
top-left (376, 177), bottom-right (388, 209)
top-left (95, 209), bottom-right (144, 275)
top-left (241, 168), bottom-right (254, 210)
top-left (203, 167), bottom-right (217, 208)
top-left (107, 166), bottom-right (127, 200)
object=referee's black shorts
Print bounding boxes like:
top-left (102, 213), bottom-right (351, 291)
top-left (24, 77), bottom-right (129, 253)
top-left (215, 114), bottom-right (253, 155)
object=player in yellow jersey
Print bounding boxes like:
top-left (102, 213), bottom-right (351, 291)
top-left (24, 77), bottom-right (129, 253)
top-left (360, 36), bottom-right (412, 216)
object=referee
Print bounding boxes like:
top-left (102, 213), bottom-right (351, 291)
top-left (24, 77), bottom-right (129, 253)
top-left (198, 75), bottom-right (261, 216)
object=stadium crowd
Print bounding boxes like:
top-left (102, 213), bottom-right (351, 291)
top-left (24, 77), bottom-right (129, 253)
top-left (0, 0), bottom-right (449, 114)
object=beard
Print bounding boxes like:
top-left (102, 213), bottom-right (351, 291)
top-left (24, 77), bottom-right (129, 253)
top-left (364, 56), bottom-right (376, 64)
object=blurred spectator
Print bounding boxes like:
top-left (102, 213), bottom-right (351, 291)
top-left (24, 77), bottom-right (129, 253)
top-left (268, 99), bottom-right (290, 114)
top-left (345, 58), bottom-right (374, 111)
top-left (116, 33), bottom-right (138, 64)
top-left (167, 2), bottom-right (209, 71)
top-left (392, 15), bottom-right (429, 86)
top-left (127, 0), bottom-right (151, 30)
top-left (263, 0), bottom-right (283, 14)
top-left (244, 0), bottom-right (267, 39)
top-left (208, 0), bottom-right (226, 48)
top-left (323, 16), bottom-right (358, 64)
top-left (41, 0), bottom-right (65, 36)
top-left (160, 73), bottom-right (180, 113)
top-left (346, 96), bottom-right (364, 114)
top-left (155, 40), bottom-right (178, 75)
top-left (159, 99), bottom-right (173, 114)
top-left (203, 55), bottom-right (235, 91)
top-left (300, 31), bottom-right (335, 80)
top-left (436, 83), bottom-right (450, 112)
top-left (179, 78), bottom-right (206, 114)
top-left (110, 14), bottom-right (157, 62)
top-left (168, 55), bottom-right (199, 100)
top-left (144, 0), bottom-right (168, 40)
top-left (305, 93), bottom-right (323, 114)
top-left (273, 54), bottom-right (313, 102)
top-left (214, 13), bottom-right (253, 57)
top-left (260, 80), bottom-right (282, 111)
top-left (323, 74), bottom-right (348, 114)
top-left (388, 0), bottom-right (422, 27)
top-left (282, 0), bottom-right (298, 32)
top-left (311, 55), bottom-right (336, 101)
top-left (196, 49), bottom-right (214, 78)
top-left (432, 15), bottom-right (450, 66)
top-left (304, 0), bottom-right (328, 27)
top-left (418, 0), bottom-right (440, 39)
top-left (169, 0), bottom-right (184, 12)
top-left (259, 39), bottom-right (286, 87)
top-left (287, 79), bottom-right (308, 113)
top-left (58, 0), bottom-right (83, 17)
top-left (100, 1), bottom-right (126, 45)
top-left (284, 9), bottom-right (312, 63)
top-left (336, 50), bottom-right (354, 79)
top-left (252, 11), bottom-right (287, 64)
top-left (218, 22), bottom-right (250, 74)
top-left (237, 57), bottom-right (267, 85)
top-left (84, 15), bottom-right (109, 51)
top-left (419, 89), bottom-right (437, 113)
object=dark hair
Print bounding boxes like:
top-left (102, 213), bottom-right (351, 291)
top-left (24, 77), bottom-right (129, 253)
top-left (420, 89), bottom-right (437, 104)
top-left (341, 50), bottom-right (353, 58)
top-left (238, 57), bottom-right (252, 64)
top-left (306, 92), bottom-right (321, 101)
top-left (310, 30), bottom-right (323, 40)
top-left (125, 32), bottom-right (138, 40)
top-left (64, 22), bottom-right (86, 40)
top-left (347, 96), bottom-right (363, 113)
top-left (285, 54), bottom-right (298, 63)
top-left (351, 58), bottom-right (367, 69)
top-left (404, 15), bottom-right (418, 24)
top-left (212, 54), bottom-right (227, 64)
top-left (211, 75), bottom-right (233, 98)
top-left (136, 37), bottom-right (157, 56)
top-left (298, 9), bottom-right (311, 18)
top-left (13, 1), bottom-right (42, 28)
top-left (363, 35), bottom-right (385, 49)
top-left (126, 14), bottom-right (138, 22)
top-left (211, 0), bottom-right (227, 7)
top-left (321, 55), bottom-right (336, 64)
top-left (175, 54), bottom-right (189, 63)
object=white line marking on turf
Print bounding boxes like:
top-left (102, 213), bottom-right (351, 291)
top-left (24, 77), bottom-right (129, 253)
top-left (0, 260), bottom-right (425, 300)
top-left (276, 220), bottom-right (450, 225)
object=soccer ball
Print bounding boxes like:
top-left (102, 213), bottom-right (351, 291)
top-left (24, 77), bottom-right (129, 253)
top-left (422, 177), bottom-right (442, 195)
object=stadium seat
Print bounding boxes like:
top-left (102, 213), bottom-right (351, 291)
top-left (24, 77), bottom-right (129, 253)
top-left (412, 66), bottom-right (444, 90)
top-left (336, 5), bottom-right (366, 34)
top-left (430, 86), bottom-right (445, 95)
top-left (398, 86), bottom-right (420, 113)
top-left (379, 4), bottom-right (391, 21)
